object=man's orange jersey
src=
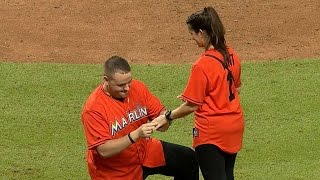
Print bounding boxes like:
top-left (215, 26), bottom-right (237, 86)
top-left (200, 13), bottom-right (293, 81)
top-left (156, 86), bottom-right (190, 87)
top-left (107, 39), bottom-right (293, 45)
top-left (181, 48), bottom-right (244, 154)
top-left (81, 80), bottom-right (166, 180)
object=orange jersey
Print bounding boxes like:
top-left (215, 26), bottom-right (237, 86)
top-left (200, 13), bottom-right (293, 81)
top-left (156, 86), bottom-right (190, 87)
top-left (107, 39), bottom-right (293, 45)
top-left (181, 48), bottom-right (244, 154)
top-left (81, 80), bottom-right (166, 180)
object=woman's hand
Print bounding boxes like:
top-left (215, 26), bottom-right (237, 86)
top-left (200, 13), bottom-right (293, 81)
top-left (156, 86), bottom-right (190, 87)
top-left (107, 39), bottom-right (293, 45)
top-left (152, 115), bottom-right (169, 131)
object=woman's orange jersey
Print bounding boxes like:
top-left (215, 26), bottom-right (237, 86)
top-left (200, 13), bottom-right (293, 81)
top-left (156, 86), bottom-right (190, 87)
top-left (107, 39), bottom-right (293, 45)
top-left (181, 48), bottom-right (244, 154)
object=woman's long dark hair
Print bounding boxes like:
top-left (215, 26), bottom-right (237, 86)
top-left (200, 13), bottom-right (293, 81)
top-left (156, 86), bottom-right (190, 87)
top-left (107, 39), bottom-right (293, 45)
top-left (186, 6), bottom-right (231, 67)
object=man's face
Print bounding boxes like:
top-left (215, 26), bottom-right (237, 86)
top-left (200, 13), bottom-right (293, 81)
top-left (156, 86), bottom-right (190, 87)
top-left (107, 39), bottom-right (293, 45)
top-left (105, 71), bottom-right (132, 99)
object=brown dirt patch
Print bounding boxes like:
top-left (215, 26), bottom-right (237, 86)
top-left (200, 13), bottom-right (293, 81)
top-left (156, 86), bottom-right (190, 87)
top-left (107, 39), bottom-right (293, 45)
top-left (1, 0), bottom-right (319, 64)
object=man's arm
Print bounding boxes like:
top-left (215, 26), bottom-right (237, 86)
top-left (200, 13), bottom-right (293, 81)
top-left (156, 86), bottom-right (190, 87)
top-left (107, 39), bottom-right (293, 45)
top-left (96, 122), bottom-right (157, 158)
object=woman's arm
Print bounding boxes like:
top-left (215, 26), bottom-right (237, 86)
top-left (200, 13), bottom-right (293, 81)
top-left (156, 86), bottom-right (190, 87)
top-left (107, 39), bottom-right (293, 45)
top-left (153, 101), bottom-right (199, 130)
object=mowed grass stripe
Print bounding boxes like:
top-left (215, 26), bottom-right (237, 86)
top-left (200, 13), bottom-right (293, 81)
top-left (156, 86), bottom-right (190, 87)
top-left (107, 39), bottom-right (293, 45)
top-left (0, 59), bottom-right (319, 179)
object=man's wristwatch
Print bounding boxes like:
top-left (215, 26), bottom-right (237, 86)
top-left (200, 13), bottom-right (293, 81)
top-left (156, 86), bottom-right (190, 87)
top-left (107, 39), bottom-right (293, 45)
top-left (165, 110), bottom-right (173, 124)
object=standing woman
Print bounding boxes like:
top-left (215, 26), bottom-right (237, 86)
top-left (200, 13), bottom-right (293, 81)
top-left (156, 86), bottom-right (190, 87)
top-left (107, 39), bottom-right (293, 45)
top-left (154, 6), bottom-right (245, 180)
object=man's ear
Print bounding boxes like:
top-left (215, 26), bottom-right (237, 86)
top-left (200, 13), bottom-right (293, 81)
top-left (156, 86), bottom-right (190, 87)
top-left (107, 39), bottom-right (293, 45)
top-left (103, 76), bottom-right (109, 84)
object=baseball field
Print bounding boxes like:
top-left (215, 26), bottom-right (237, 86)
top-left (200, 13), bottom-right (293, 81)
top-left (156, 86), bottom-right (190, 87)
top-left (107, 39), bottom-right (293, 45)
top-left (1, 0), bottom-right (319, 179)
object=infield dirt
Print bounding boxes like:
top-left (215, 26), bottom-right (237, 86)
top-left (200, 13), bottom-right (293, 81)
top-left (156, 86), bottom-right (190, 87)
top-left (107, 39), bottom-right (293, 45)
top-left (0, 0), bottom-right (319, 64)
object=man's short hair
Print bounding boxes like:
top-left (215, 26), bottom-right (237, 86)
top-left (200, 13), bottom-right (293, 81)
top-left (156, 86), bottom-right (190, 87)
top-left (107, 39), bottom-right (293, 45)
top-left (104, 56), bottom-right (131, 78)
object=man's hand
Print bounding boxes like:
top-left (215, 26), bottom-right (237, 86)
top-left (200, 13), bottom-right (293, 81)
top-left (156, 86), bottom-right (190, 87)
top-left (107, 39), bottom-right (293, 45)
top-left (139, 121), bottom-right (158, 138)
top-left (130, 121), bottom-right (158, 141)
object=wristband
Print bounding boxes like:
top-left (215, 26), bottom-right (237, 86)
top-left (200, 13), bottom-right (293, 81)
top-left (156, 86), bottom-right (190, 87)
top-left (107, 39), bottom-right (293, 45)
top-left (128, 133), bottom-right (135, 144)
top-left (165, 110), bottom-right (173, 124)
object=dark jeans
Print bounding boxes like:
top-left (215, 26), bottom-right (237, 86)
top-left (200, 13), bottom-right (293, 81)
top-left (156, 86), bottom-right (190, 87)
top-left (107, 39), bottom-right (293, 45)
top-left (143, 141), bottom-right (199, 180)
top-left (195, 144), bottom-right (237, 180)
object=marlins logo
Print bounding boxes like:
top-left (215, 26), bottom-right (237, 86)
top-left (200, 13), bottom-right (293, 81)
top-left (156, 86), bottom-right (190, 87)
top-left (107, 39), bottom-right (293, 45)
top-left (111, 106), bottom-right (147, 136)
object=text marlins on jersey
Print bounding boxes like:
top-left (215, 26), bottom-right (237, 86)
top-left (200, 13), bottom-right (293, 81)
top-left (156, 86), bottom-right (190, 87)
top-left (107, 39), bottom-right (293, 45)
top-left (111, 106), bottom-right (148, 136)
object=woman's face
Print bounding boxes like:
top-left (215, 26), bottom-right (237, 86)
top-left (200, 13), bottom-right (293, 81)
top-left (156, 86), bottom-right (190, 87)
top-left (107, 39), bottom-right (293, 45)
top-left (188, 25), bottom-right (205, 48)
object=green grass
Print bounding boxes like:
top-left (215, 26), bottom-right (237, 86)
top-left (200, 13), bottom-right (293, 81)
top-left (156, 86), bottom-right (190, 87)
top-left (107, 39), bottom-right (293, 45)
top-left (0, 59), bottom-right (319, 179)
